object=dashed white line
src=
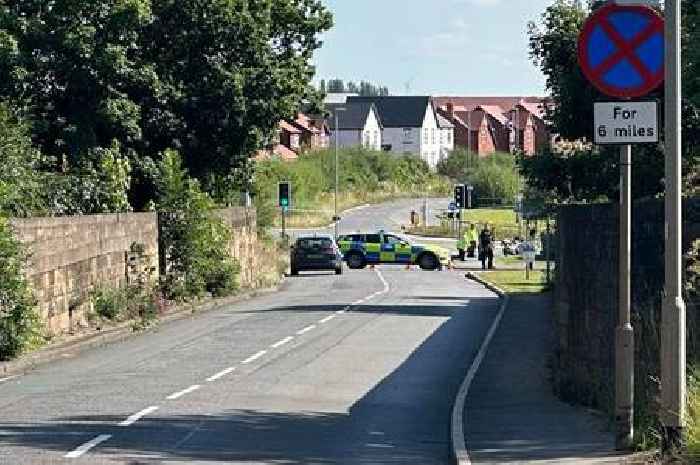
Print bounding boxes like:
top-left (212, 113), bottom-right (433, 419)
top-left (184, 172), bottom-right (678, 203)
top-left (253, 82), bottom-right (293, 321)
top-left (241, 350), bottom-right (267, 365)
top-left (297, 325), bottom-right (316, 335)
top-left (64, 434), bottom-right (112, 458)
top-left (119, 406), bottom-right (159, 427)
top-left (166, 385), bottom-right (201, 400)
top-left (319, 315), bottom-right (335, 324)
top-left (353, 298), bottom-right (367, 305)
top-left (0, 375), bottom-right (19, 384)
top-left (206, 366), bottom-right (236, 382)
top-left (271, 336), bottom-right (294, 349)
top-left (365, 443), bottom-right (395, 449)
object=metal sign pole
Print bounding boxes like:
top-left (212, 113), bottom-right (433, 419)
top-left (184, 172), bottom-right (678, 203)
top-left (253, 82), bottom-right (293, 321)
top-left (616, 143), bottom-right (634, 449)
top-left (661, 0), bottom-right (686, 453)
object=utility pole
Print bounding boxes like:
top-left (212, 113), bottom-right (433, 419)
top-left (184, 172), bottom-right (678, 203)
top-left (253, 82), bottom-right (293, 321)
top-left (662, 0), bottom-right (686, 454)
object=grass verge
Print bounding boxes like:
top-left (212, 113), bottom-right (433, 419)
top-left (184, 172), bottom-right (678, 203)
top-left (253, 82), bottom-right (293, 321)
top-left (688, 365), bottom-right (700, 459)
top-left (475, 268), bottom-right (548, 294)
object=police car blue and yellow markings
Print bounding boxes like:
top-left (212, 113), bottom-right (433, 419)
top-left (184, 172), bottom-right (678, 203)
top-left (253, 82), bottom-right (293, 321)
top-left (338, 232), bottom-right (450, 270)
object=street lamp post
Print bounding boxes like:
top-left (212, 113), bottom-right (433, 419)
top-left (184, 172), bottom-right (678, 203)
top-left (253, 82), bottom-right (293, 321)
top-left (333, 108), bottom-right (346, 240)
top-left (662, 0), bottom-right (686, 454)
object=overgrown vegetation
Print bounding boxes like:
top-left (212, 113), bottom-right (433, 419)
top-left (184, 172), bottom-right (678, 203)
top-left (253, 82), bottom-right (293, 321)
top-left (157, 150), bottom-right (240, 301)
top-left (92, 284), bottom-right (158, 330)
top-left (0, 219), bottom-right (39, 360)
top-left (254, 148), bottom-right (451, 228)
top-left (525, 0), bottom-right (699, 202)
top-left (436, 150), bottom-right (519, 206)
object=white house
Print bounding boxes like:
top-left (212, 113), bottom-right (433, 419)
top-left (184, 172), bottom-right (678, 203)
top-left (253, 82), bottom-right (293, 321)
top-left (436, 112), bottom-right (455, 162)
top-left (326, 102), bottom-right (382, 151)
top-left (347, 96), bottom-right (442, 168)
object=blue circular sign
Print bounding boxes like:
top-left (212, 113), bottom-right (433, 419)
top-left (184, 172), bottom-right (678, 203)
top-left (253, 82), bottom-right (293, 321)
top-left (578, 4), bottom-right (664, 98)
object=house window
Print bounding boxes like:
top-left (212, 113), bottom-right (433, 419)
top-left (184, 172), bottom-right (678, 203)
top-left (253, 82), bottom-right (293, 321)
top-left (290, 134), bottom-right (300, 149)
top-left (431, 128), bottom-right (436, 145)
top-left (404, 128), bottom-right (413, 144)
top-left (423, 128), bottom-right (429, 142)
top-left (372, 131), bottom-right (378, 147)
top-left (448, 130), bottom-right (453, 144)
top-left (364, 131), bottom-right (371, 147)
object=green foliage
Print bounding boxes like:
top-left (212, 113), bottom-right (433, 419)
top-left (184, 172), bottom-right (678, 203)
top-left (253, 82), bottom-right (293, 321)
top-left (437, 150), bottom-right (519, 205)
top-left (0, 218), bottom-right (39, 360)
top-left (91, 284), bottom-right (158, 327)
top-left (0, 0), bottom-right (333, 205)
top-left (157, 150), bottom-right (240, 300)
top-left (0, 103), bottom-right (44, 217)
top-left (43, 141), bottom-right (133, 216)
top-left (527, 0), bottom-right (699, 201)
top-left (254, 148), bottom-right (449, 224)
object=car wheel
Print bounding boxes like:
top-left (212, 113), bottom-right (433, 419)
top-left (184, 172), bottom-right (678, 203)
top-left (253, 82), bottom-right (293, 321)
top-left (346, 253), bottom-right (366, 270)
top-left (335, 266), bottom-right (343, 275)
top-left (290, 267), bottom-right (299, 276)
top-left (418, 253), bottom-right (439, 271)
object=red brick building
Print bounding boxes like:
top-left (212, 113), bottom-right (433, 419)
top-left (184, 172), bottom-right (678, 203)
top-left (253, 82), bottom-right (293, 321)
top-left (434, 96), bottom-right (551, 157)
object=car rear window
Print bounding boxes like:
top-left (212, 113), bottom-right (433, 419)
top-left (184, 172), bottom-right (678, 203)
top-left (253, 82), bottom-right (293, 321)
top-left (297, 238), bottom-right (334, 250)
top-left (365, 234), bottom-right (381, 244)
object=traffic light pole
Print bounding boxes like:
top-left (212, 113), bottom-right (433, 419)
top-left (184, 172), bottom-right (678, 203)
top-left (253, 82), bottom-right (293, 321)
top-left (662, 0), bottom-right (686, 453)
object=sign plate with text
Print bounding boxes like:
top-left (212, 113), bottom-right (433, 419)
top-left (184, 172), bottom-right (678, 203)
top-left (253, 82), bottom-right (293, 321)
top-left (594, 101), bottom-right (658, 145)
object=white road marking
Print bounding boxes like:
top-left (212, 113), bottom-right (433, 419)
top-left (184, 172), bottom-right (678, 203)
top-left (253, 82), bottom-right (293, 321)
top-left (336, 310), bottom-right (347, 315)
top-left (271, 336), bottom-right (294, 349)
top-left (64, 434), bottom-right (112, 458)
top-left (119, 406), bottom-right (159, 427)
top-left (353, 298), bottom-right (367, 305)
top-left (376, 268), bottom-right (390, 293)
top-left (166, 385), bottom-right (201, 400)
top-left (206, 366), bottom-right (236, 382)
top-left (0, 375), bottom-right (19, 384)
top-left (365, 443), bottom-right (395, 449)
top-left (241, 350), bottom-right (267, 365)
top-left (319, 315), bottom-right (335, 324)
top-left (297, 325), bottom-right (316, 335)
top-left (452, 292), bottom-right (509, 465)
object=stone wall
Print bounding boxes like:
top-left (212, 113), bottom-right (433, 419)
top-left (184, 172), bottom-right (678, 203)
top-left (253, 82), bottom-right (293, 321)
top-left (552, 198), bottom-right (700, 419)
top-left (11, 208), bottom-right (283, 338)
top-left (10, 213), bottom-right (159, 336)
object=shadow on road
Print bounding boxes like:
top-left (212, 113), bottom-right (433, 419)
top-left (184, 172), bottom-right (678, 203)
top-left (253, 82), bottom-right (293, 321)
top-left (0, 295), bottom-right (616, 464)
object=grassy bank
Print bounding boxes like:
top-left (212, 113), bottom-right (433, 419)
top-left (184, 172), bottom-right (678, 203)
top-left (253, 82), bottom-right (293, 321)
top-left (254, 148), bottom-right (450, 229)
top-left (689, 366), bottom-right (700, 459)
top-left (408, 208), bottom-right (522, 239)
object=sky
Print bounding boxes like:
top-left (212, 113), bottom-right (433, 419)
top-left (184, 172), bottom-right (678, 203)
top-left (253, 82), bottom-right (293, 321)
top-left (313, 0), bottom-right (554, 96)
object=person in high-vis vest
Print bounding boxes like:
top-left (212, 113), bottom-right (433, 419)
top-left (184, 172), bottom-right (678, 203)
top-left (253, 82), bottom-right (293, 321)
top-left (466, 223), bottom-right (479, 258)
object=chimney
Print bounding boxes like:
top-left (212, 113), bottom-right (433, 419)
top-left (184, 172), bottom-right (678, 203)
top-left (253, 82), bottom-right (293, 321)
top-left (446, 102), bottom-right (454, 118)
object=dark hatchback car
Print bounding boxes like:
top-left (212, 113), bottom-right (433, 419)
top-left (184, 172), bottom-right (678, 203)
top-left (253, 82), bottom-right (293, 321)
top-left (290, 235), bottom-right (343, 276)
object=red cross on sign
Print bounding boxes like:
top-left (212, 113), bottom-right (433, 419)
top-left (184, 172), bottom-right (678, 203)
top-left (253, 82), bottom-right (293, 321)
top-left (578, 4), bottom-right (664, 98)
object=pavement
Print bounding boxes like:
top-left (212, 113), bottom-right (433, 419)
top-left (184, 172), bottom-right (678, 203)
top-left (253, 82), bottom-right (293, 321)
top-left (464, 292), bottom-right (625, 464)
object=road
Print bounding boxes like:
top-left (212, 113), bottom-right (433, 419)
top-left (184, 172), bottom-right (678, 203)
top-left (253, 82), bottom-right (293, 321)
top-left (0, 201), bottom-right (500, 465)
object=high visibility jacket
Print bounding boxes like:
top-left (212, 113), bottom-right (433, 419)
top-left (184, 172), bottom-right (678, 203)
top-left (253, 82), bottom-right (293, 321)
top-left (467, 228), bottom-right (479, 243)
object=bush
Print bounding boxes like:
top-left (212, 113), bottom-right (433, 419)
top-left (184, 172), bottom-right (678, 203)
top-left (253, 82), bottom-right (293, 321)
top-left (0, 218), bottom-right (39, 360)
top-left (157, 149), bottom-right (240, 300)
top-left (438, 150), bottom-right (519, 205)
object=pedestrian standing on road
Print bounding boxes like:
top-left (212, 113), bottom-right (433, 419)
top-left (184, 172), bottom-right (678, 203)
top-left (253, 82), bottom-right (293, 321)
top-left (479, 225), bottom-right (495, 270)
top-left (467, 223), bottom-right (479, 258)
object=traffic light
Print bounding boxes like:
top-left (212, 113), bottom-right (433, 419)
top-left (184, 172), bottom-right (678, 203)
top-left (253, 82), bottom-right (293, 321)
top-left (454, 184), bottom-right (466, 209)
top-left (278, 181), bottom-right (291, 208)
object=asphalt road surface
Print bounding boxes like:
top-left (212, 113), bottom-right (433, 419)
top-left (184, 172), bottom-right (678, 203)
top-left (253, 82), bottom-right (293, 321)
top-left (0, 200), bottom-right (500, 465)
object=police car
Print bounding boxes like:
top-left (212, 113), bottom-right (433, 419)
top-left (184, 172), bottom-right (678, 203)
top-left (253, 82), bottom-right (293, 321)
top-left (337, 231), bottom-right (450, 271)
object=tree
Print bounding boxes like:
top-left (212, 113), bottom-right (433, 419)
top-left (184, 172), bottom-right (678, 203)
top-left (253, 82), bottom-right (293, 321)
top-left (525, 0), bottom-right (699, 201)
top-left (321, 79), bottom-right (390, 96)
top-left (0, 103), bottom-right (44, 217)
top-left (0, 0), bottom-right (333, 207)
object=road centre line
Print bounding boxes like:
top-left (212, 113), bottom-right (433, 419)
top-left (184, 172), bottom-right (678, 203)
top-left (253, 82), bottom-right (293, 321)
top-left (297, 325), bottom-right (316, 335)
top-left (206, 366), bottom-right (236, 382)
top-left (119, 406), bottom-right (159, 427)
top-left (241, 350), bottom-right (267, 365)
top-left (166, 385), bottom-right (201, 400)
top-left (0, 375), bottom-right (19, 384)
top-left (319, 315), bottom-right (335, 324)
top-left (64, 434), bottom-right (113, 458)
top-left (271, 336), bottom-right (294, 348)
